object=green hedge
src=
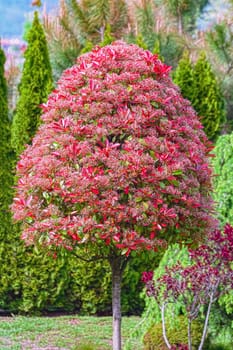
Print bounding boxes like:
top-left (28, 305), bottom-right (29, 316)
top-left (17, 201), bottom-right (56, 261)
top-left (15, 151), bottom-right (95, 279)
top-left (143, 315), bottom-right (205, 350)
top-left (0, 248), bottom-right (160, 315)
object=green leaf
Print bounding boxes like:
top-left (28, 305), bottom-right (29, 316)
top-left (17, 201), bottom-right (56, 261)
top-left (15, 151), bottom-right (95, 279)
top-left (159, 182), bottom-right (166, 189)
top-left (172, 169), bottom-right (183, 176)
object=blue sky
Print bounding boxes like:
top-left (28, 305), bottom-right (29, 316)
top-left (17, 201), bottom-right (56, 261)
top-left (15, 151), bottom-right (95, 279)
top-left (1, 0), bottom-right (228, 38)
top-left (0, 0), bottom-right (58, 38)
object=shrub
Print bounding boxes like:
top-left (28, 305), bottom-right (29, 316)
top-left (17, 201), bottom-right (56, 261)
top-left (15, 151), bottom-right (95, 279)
top-left (143, 315), bottom-right (204, 350)
top-left (136, 244), bottom-right (190, 341)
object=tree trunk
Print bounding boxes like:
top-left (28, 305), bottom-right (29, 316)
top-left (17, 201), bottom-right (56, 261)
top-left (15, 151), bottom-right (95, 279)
top-left (110, 256), bottom-right (124, 350)
top-left (188, 319), bottom-right (192, 350)
top-left (100, 25), bottom-right (105, 42)
top-left (161, 303), bottom-right (171, 349)
top-left (198, 292), bottom-right (214, 350)
top-left (177, 9), bottom-right (183, 35)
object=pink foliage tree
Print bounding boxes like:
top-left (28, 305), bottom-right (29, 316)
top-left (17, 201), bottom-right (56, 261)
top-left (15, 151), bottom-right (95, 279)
top-left (143, 224), bottom-right (233, 350)
top-left (12, 41), bottom-right (215, 350)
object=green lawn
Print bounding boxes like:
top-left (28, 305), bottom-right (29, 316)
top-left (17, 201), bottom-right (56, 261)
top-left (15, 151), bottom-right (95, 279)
top-left (0, 315), bottom-right (143, 350)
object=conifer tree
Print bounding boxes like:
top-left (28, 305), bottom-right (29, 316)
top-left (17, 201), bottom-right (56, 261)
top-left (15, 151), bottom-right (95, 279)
top-left (11, 11), bottom-right (53, 156)
top-left (134, 1), bottom-right (184, 68)
top-left (0, 44), bottom-right (16, 308)
top-left (207, 21), bottom-right (233, 131)
top-left (172, 50), bottom-right (194, 100)
top-left (3, 12), bottom-right (64, 312)
top-left (212, 133), bottom-right (233, 226)
top-left (44, 0), bottom-right (129, 80)
top-left (192, 52), bottom-right (226, 140)
top-left (156, 0), bottom-right (208, 34)
top-left (173, 51), bottom-right (226, 140)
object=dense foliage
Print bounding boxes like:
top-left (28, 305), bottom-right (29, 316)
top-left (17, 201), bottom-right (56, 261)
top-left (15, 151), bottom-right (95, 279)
top-left (12, 41), bottom-right (215, 349)
top-left (134, 1), bottom-right (185, 68)
top-left (155, 0), bottom-right (209, 34)
top-left (206, 20), bottom-right (233, 131)
top-left (212, 133), bottom-right (233, 226)
top-left (173, 51), bottom-right (226, 140)
top-left (8, 250), bottom-right (159, 315)
top-left (192, 52), bottom-right (226, 140)
top-left (137, 244), bottom-right (190, 342)
top-left (44, 0), bottom-right (129, 80)
top-left (143, 224), bottom-right (233, 350)
top-left (12, 42), bottom-right (215, 249)
top-left (1, 11), bottom-right (65, 314)
top-left (172, 51), bottom-right (194, 101)
top-left (0, 44), bottom-right (16, 309)
top-left (11, 11), bottom-right (53, 156)
top-left (143, 315), bottom-right (204, 350)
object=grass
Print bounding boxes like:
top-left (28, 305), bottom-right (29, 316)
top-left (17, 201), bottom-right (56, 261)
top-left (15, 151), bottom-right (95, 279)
top-left (0, 315), bottom-right (144, 350)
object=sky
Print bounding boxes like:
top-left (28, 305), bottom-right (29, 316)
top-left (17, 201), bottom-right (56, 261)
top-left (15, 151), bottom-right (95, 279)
top-left (0, 0), bottom-right (228, 39)
top-left (0, 0), bottom-right (58, 38)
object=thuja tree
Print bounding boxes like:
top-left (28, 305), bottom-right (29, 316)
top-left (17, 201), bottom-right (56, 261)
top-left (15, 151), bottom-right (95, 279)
top-left (11, 11), bottom-right (53, 156)
top-left (12, 42), bottom-right (215, 350)
top-left (207, 21), bottom-right (233, 131)
top-left (211, 133), bottom-right (233, 333)
top-left (172, 51), bottom-right (194, 102)
top-left (212, 133), bottom-right (233, 225)
top-left (192, 52), bottom-right (226, 140)
top-left (173, 51), bottom-right (226, 140)
top-left (0, 44), bottom-right (16, 307)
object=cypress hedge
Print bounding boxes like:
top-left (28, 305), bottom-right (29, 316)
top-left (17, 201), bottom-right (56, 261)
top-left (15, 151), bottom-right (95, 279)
top-left (0, 44), bottom-right (17, 309)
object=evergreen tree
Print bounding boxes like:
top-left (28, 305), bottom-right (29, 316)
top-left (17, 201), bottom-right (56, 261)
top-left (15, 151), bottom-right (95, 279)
top-left (44, 0), bottom-right (129, 80)
top-left (207, 21), bottom-right (233, 131)
top-left (212, 133), bottom-right (233, 226)
top-left (210, 134), bottom-right (233, 342)
top-left (172, 50), bottom-right (194, 100)
top-left (192, 52), bottom-right (226, 140)
top-left (155, 0), bottom-right (208, 34)
top-left (133, 0), bottom-right (185, 68)
top-left (173, 51), bottom-right (226, 140)
top-left (0, 44), bottom-right (16, 308)
top-left (11, 11), bottom-right (53, 156)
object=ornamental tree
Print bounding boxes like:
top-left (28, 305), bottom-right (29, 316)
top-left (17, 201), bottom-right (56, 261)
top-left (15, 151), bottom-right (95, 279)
top-left (12, 41), bottom-right (215, 350)
top-left (143, 224), bottom-right (233, 350)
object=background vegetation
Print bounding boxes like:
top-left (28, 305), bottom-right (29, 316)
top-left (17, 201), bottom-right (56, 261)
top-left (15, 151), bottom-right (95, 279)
top-left (1, 1), bottom-right (233, 349)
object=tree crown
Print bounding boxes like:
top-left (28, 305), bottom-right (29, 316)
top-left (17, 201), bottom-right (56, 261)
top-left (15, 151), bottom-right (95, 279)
top-left (12, 41), bottom-right (215, 256)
